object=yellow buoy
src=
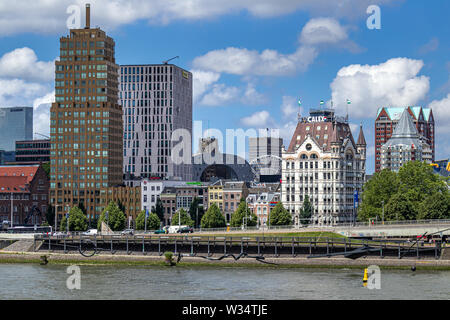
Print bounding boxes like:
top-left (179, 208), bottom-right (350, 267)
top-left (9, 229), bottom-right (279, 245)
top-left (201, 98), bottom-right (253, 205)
top-left (363, 268), bottom-right (368, 287)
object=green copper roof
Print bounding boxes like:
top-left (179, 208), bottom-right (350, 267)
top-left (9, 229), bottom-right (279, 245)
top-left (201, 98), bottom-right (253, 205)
top-left (377, 106), bottom-right (431, 121)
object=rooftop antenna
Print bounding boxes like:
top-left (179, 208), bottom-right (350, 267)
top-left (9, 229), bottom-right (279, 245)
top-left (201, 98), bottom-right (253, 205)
top-left (163, 56), bottom-right (179, 65)
top-left (85, 4), bottom-right (90, 29)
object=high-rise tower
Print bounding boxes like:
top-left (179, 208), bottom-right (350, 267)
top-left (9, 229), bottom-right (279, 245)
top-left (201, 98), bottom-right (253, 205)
top-left (50, 4), bottom-right (123, 220)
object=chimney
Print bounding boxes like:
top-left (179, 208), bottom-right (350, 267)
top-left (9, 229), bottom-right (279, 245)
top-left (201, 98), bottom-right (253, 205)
top-left (85, 4), bottom-right (91, 29)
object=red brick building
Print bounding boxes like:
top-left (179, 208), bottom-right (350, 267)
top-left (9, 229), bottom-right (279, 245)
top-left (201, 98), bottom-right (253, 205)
top-left (0, 165), bottom-right (49, 225)
top-left (375, 107), bottom-right (435, 172)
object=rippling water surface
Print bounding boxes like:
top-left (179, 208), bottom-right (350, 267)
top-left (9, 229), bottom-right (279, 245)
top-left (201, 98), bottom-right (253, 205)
top-left (0, 264), bottom-right (449, 300)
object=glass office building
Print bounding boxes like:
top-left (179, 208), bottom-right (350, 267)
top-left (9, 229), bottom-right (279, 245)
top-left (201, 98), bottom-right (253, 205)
top-left (0, 107), bottom-right (33, 151)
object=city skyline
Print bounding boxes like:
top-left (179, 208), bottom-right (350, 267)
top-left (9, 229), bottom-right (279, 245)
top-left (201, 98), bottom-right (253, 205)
top-left (0, 1), bottom-right (449, 175)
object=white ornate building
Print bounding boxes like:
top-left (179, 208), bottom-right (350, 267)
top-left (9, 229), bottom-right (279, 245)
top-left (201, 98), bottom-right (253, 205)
top-left (281, 109), bottom-right (366, 226)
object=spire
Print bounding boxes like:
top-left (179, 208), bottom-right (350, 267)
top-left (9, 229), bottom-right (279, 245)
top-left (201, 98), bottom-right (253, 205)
top-left (330, 123), bottom-right (339, 144)
top-left (357, 123), bottom-right (366, 146)
top-left (391, 108), bottom-right (419, 139)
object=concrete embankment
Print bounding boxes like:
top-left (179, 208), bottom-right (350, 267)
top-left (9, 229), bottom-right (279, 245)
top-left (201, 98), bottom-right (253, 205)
top-left (1, 251), bottom-right (450, 270)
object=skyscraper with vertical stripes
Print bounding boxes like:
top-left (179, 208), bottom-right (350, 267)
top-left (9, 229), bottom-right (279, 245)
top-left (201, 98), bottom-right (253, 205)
top-left (119, 64), bottom-right (192, 182)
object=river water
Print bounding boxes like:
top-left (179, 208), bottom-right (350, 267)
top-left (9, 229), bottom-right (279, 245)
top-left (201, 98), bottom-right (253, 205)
top-left (0, 264), bottom-right (449, 300)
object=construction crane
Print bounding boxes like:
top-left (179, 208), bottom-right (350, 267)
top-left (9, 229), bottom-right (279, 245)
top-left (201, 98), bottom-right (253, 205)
top-left (162, 56), bottom-right (179, 65)
top-left (34, 132), bottom-right (50, 139)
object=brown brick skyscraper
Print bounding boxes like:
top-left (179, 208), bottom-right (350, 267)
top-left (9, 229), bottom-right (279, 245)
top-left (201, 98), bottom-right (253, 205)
top-left (50, 4), bottom-right (123, 221)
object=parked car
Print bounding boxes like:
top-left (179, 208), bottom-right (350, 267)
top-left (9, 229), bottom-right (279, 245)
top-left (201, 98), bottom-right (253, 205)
top-left (177, 226), bottom-right (194, 234)
top-left (82, 229), bottom-right (98, 236)
top-left (154, 229), bottom-right (166, 234)
top-left (121, 229), bottom-right (134, 236)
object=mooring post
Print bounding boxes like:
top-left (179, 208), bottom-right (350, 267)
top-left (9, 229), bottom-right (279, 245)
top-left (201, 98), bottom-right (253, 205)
top-left (309, 237), bottom-right (312, 255)
top-left (240, 238), bottom-right (243, 254)
top-left (64, 237), bottom-right (66, 253)
top-left (142, 236), bottom-right (145, 255)
top-left (257, 237), bottom-right (260, 255)
top-left (191, 237), bottom-right (194, 256)
top-left (110, 237), bottom-right (113, 254)
top-left (326, 237), bottom-right (329, 255)
top-left (126, 236), bottom-right (129, 254)
top-left (174, 238), bottom-right (177, 254)
top-left (292, 237), bottom-right (295, 257)
top-left (417, 240), bottom-right (419, 259)
top-left (48, 234), bottom-right (51, 251)
top-left (274, 237), bottom-right (278, 257)
top-left (398, 241), bottom-right (401, 259)
top-left (158, 237), bottom-right (161, 256)
top-left (435, 240), bottom-right (438, 260)
top-left (224, 237), bottom-right (226, 255)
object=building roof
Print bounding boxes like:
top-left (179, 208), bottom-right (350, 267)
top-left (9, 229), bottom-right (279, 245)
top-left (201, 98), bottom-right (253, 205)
top-left (383, 109), bottom-right (422, 149)
top-left (0, 165), bottom-right (39, 184)
top-left (287, 121), bottom-right (353, 153)
top-left (376, 106), bottom-right (432, 122)
top-left (0, 176), bottom-right (29, 193)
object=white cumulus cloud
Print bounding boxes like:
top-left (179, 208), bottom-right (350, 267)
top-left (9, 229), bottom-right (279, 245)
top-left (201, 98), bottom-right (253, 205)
top-left (330, 57), bottom-right (430, 119)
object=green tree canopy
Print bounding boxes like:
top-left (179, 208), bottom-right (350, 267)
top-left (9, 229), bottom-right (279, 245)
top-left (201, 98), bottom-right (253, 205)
top-left (152, 198), bottom-right (165, 222)
top-left (358, 169), bottom-right (400, 221)
top-left (60, 206), bottom-right (88, 232)
top-left (189, 197), bottom-right (204, 228)
top-left (417, 192), bottom-right (450, 220)
top-left (135, 210), bottom-right (161, 230)
top-left (384, 192), bottom-right (418, 221)
top-left (230, 200), bottom-right (257, 227)
top-left (269, 202), bottom-right (292, 226)
top-left (200, 203), bottom-right (226, 229)
top-left (171, 208), bottom-right (194, 227)
top-left (97, 201), bottom-right (126, 231)
top-left (299, 195), bottom-right (313, 225)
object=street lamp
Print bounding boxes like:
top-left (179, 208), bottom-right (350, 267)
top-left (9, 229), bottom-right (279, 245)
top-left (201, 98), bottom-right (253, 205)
top-left (381, 200), bottom-right (385, 225)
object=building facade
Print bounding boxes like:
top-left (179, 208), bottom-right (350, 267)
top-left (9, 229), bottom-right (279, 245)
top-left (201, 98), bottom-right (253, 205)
top-left (49, 4), bottom-right (123, 221)
top-left (380, 109), bottom-right (433, 172)
top-left (119, 64), bottom-right (193, 181)
top-left (0, 165), bottom-right (49, 225)
top-left (13, 139), bottom-right (50, 165)
top-left (282, 109), bottom-right (366, 225)
top-left (248, 135), bottom-right (283, 176)
top-left (0, 107), bottom-right (33, 151)
top-left (375, 106), bottom-right (434, 172)
top-left (246, 192), bottom-right (280, 227)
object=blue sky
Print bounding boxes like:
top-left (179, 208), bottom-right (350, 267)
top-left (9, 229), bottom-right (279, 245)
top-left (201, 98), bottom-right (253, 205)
top-left (0, 0), bottom-right (449, 174)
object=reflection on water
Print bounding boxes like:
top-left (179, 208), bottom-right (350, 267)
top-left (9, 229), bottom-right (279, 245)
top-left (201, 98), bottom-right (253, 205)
top-left (0, 264), bottom-right (449, 300)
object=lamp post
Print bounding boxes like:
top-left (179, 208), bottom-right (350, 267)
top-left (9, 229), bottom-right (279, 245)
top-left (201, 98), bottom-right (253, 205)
top-left (10, 192), bottom-right (13, 228)
top-left (381, 200), bottom-right (385, 225)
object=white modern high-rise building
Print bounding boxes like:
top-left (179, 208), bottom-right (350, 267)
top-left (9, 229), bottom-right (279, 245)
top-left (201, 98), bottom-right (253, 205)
top-left (282, 109), bottom-right (366, 226)
top-left (119, 64), bottom-right (193, 181)
top-left (249, 135), bottom-right (283, 176)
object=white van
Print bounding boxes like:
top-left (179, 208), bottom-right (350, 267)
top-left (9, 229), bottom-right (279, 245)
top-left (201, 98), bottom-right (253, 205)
top-left (168, 225), bottom-right (187, 234)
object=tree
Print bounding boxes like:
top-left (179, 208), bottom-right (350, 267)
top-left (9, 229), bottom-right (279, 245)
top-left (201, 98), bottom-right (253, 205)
top-left (171, 208), bottom-right (194, 227)
top-left (230, 200), bottom-right (257, 227)
top-left (189, 197), bottom-right (204, 228)
top-left (358, 169), bottom-right (400, 221)
top-left (135, 210), bottom-right (161, 230)
top-left (41, 162), bottom-right (50, 179)
top-left (418, 192), bottom-right (450, 220)
top-left (46, 204), bottom-right (55, 227)
top-left (269, 202), bottom-right (292, 226)
top-left (398, 161), bottom-right (448, 199)
top-left (201, 203), bottom-right (226, 228)
top-left (384, 192), bottom-right (417, 221)
top-left (60, 206), bottom-right (88, 232)
top-left (153, 198), bottom-right (165, 222)
top-left (97, 201), bottom-right (126, 231)
top-left (299, 195), bottom-right (313, 225)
